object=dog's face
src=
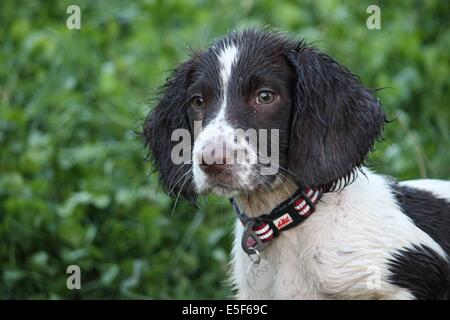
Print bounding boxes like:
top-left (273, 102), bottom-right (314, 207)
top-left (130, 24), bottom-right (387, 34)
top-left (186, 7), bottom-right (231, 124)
top-left (144, 29), bottom-right (385, 202)
top-left (188, 34), bottom-right (295, 197)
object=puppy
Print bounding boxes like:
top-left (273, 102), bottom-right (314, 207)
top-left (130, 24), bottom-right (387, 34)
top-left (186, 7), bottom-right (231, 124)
top-left (143, 28), bottom-right (450, 299)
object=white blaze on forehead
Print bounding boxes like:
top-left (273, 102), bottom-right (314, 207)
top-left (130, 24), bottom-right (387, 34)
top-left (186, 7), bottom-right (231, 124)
top-left (217, 44), bottom-right (238, 119)
top-left (218, 44), bottom-right (238, 91)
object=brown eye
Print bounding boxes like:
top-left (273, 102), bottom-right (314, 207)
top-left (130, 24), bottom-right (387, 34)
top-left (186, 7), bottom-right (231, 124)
top-left (191, 95), bottom-right (204, 109)
top-left (256, 90), bottom-right (276, 104)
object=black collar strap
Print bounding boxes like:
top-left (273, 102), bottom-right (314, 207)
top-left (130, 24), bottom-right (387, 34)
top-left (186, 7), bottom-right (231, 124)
top-left (230, 187), bottom-right (322, 254)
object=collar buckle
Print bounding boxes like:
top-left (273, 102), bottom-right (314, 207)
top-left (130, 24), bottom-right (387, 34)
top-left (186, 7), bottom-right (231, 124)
top-left (242, 220), bottom-right (270, 255)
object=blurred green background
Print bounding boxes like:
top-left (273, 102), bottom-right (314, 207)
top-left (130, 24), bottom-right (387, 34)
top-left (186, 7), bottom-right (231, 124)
top-left (0, 0), bottom-right (449, 299)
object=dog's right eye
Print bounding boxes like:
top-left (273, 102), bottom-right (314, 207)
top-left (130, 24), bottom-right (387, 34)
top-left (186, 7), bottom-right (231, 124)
top-left (255, 89), bottom-right (278, 106)
top-left (190, 95), bottom-right (205, 109)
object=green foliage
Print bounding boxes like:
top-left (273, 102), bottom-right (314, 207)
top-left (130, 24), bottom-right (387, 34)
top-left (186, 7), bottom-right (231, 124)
top-left (0, 0), bottom-right (448, 299)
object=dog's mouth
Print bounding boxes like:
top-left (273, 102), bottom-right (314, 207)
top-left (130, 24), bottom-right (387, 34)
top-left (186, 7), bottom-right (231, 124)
top-left (203, 174), bottom-right (242, 197)
top-left (202, 170), bottom-right (280, 197)
top-left (210, 183), bottom-right (240, 197)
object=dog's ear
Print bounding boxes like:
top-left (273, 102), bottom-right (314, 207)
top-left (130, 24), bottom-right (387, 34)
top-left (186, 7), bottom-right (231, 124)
top-left (143, 59), bottom-right (197, 203)
top-left (286, 45), bottom-right (385, 190)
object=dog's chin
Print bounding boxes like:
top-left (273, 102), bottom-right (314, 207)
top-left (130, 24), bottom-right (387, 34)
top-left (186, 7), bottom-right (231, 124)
top-left (210, 184), bottom-right (241, 197)
top-left (196, 181), bottom-right (248, 198)
top-left (196, 180), bottom-right (241, 197)
top-left (201, 175), bottom-right (282, 198)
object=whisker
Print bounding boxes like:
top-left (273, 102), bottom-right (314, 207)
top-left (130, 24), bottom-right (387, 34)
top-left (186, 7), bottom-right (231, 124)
top-left (170, 168), bottom-right (192, 217)
top-left (168, 168), bottom-right (192, 196)
top-left (167, 160), bottom-right (192, 193)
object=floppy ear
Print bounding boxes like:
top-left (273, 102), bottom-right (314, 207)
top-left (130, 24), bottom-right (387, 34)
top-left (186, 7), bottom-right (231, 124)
top-left (286, 45), bottom-right (386, 190)
top-left (143, 60), bottom-right (197, 203)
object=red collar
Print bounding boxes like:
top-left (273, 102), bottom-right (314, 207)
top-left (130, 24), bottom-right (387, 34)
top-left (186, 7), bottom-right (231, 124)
top-left (230, 187), bottom-right (322, 254)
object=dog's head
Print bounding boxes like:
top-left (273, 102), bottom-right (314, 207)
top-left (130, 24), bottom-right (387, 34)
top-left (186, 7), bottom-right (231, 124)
top-left (143, 29), bottom-right (385, 201)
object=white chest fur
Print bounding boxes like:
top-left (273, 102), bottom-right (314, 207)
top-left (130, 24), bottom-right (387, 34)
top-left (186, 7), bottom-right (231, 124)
top-left (230, 170), bottom-right (447, 300)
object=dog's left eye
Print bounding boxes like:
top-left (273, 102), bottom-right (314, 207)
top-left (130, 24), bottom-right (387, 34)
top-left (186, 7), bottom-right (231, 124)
top-left (190, 95), bottom-right (205, 109)
top-left (256, 90), bottom-right (276, 105)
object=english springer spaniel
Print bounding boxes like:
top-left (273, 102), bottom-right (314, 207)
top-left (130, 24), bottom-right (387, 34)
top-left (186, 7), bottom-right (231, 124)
top-left (143, 29), bottom-right (450, 300)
